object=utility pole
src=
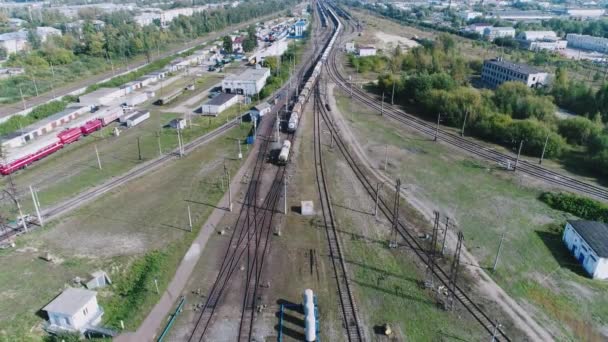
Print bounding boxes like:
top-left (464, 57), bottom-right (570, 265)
top-left (514, 140), bottom-right (524, 171)
top-left (425, 211), bottom-right (440, 288)
top-left (383, 144), bottom-right (389, 171)
top-left (389, 179), bottom-right (401, 248)
top-left (491, 321), bottom-right (502, 342)
top-left (225, 166), bottom-right (233, 212)
top-left (31, 75), bottom-right (39, 97)
top-left (381, 92), bottom-right (385, 116)
top-left (237, 139), bottom-right (242, 159)
top-left (374, 181), bottom-right (383, 217)
top-left (157, 131), bottom-right (162, 156)
top-left (19, 87), bottom-right (26, 110)
top-left (94, 145), bottom-right (102, 170)
top-left (492, 232), bottom-right (505, 272)
top-left (350, 81), bottom-right (353, 98)
top-left (29, 185), bottom-right (42, 226)
top-left (50, 63), bottom-right (57, 100)
top-left (539, 134), bottom-right (549, 165)
top-left (434, 113), bottom-right (441, 142)
top-left (177, 129), bottom-right (184, 157)
top-left (441, 217), bottom-right (449, 255)
top-left (461, 110), bottom-right (468, 137)
top-left (391, 80), bottom-right (396, 105)
top-left (187, 205), bottom-right (193, 232)
top-left (446, 231), bottom-right (464, 311)
top-left (137, 137), bottom-right (142, 160)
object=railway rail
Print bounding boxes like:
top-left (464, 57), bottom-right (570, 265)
top-left (313, 88), bottom-right (364, 341)
top-left (315, 81), bottom-right (510, 340)
top-left (326, 8), bottom-right (608, 201)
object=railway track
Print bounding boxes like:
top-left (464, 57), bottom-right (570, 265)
top-left (313, 87), bottom-right (364, 341)
top-left (315, 80), bottom-right (510, 341)
top-left (327, 10), bottom-right (608, 201)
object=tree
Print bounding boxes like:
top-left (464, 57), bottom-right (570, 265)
top-left (222, 35), bottom-right (233, 53)
top-left (27, 29), bottom-right (41, 50)
top-left (263, 56), bottom-right (278, 72)
top-left (242, 38), bottom-right (256, 52)
top-left (558, 117), bottom-right (603, 145)
top-left (85, 31), bottom-right (105, 57)
top-left (0, 47), bottom-right (6, 60)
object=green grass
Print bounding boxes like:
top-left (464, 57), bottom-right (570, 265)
top-left (335, 90), bottom-right (608, 340)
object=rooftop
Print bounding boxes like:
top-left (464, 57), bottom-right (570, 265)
top-left (225, 67), bottom-right (270, 82)
top-left (43, 287), bottom-right (97, 316)
top-left (254, 102), bottom-right (271, 111)
top-left (484, 59), bottom-right (545, 75)
top-left (568, 220), bottom-right (608, 258)
top-left (28, 106), bottom-right (87, 131)
top-left (207, 93), bottom-right (237, 106)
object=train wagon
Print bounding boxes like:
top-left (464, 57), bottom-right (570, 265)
top-left (81, 119), bottom-right (103, 135)
top-left (288, 113), bottom-right (299, 133)
top-left (277, 140), bottom-right (292, 165)
top-left (0, 139), bottom-right (63, 175)
top-left (57, 127), bottom-right (82, 145)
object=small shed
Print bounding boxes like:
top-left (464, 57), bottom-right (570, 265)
top-left (563, 220), bottom-right (608, 279)
top-left (201, 93), bottom-right (239, 116)
top-left (301, 201), bottom-right (314, 216)
top-left (169, 118), bottom-right (188, 130)
top-left (358, 46), bottom-right (377, 57)
top-left (43, 287), bottom-right (103, 333)
top-left (252, 102), bottom-right (272, 117)
top-left (85, 270), bottom-right (112, 289)
top-left (126, 110), bottom-right (150, 128)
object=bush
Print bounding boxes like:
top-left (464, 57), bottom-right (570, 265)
top-left (540, 192), bottom-right (608, 222)
top-left (349, 54), bottom-right (387, 73)
top-left (558, 116), bottom-right (602, 145)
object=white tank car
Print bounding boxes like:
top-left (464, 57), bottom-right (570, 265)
top-left (278, 140), bottom-right (292, 164)
top-left (303, 289), bottom-right (315, 316)
top-left (288, 113), bottom-right (299, 132)
top-left (305, 314), bottom-right (317, 342)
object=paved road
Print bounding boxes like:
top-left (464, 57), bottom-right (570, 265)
top-left (0, 13), bottom-right (278, 117)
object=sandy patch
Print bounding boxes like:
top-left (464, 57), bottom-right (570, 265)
top-left (374, 32), bottom-right (420, 49)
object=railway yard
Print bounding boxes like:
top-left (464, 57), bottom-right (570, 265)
top-left (3, 1), bottom-right (608, 342)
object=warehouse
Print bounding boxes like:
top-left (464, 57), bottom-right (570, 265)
top-left (222, 67), bottom-right (271, 96)
top-left (481, 58), bottom-right (548, 88)
top-left (563, 220), bottom-right (608, 279)
top-left (566, 34), bottom-right (608, 53)
top-left (79, 87), bottom-right (124, 106)
top-left (358, 46), bottom-right (377, 57)
top-left (201, 93), bottom-right (239, 116)
top-left (483, 27), bottom-right (516, 41)
top-left (125, 110), bottom-right (150, 128)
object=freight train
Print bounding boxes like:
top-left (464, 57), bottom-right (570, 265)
top-left (0, 110), bottom-right (120, 175)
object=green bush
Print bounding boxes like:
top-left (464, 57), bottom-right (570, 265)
top-left (540, 192), bottom-right (608, 222)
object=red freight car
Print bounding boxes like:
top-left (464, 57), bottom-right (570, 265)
top-left (80, 119), bottom-right (103, 135)
top-left (57, 127), bottom-right (83, 144)
top-left (0, 140), bottom-right (63, 175)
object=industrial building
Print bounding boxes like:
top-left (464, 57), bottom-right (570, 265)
top-left (0, 31), bottom-right (27, 54)
top-left (252, 102), bottom-right (272, 117)
top-left (125, 110), bottom-right (150, 128)
top-left (79, 88), bottom-right (125, 107)
top-left (517, 31), bottom-right (557, 41)
top-left (43, 288), bottom-right (104, 333)
top-left (222, 67), bottom-right (271, 96)
top-left (483, 27), bottom-right (516, 41)
top-left (566, 34), bottom-right (608, 53)
top-left (358, 46), bottom-right (377, 57)
top-left (563, 221), bottom-right (608, 279)
top-left (201, 93), bottom-right (239, 115)
top-left (481, 58), bottom-right (549, 88)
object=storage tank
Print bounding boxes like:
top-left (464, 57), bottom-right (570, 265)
top-left (305, 313), bottom-right (316, 342)
top-left (278, 140), bottom-right (291, 164)
top-left (302, 288), bottom-right (314, 315)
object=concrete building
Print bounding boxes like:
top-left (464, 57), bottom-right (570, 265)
top-left (563, 220), bottom-right (608, 279)
top-left (222, 67), bottom-right (271, 95)
top-left (0, 31), bottom-right (28, 54)
top-left (8, 18), bottom-right (26, 28)
top-left (201, 93), bottom-right (239, 115)
top-left (134, 12), bottom-right (161, 27)
top-left (517, 31), bottom-right (557, 41)
top-left (522, 39), bottom-right (567, 51)
top-left (345, 42), bottom-right (355, 53)
top-left (459, 10), bottom-right (483, 21)
top-left (43, 288), bottom-right (104, 333)
top-left (463, 23), bottom-right (493, 35)
top-left (252, 102), bottom-right (272, 117)
top-left (293, 20), bottom-right (307, 37)
top-left (488, 10), bottom-right (554, 21)
top-left (36, 27), bottom-right (62, 42)
top-left (566, 34), bottom-right (608, 53)
top-left (483, 27), bottom-right (516, 41)
top-left (481, 58), bottom-right (549, 88)
top-left (358, 46), bottom-right (377, 57)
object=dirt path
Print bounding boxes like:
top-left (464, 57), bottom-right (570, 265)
top-left (325, 82), bottom-right (555, 342)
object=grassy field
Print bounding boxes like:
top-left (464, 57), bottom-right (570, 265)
top-left (0, 123), bottom-right (252, 341)
top-left (334, 87), bottom-right (608, 340)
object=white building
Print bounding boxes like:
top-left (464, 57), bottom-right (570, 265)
top-left (252, 102), bottom-right (272, 117)
top-left (566, 8), bottom-right (605, 19)
top-left (517, 31), bottom-right (557, 41)
top-left (566, 34), bottom-right (608, 53)
top-left (483, 27), bottom-right (516, 41)
top-left (459, 11), bottom-right (483, 21)
top-left (463, 23), bottom-right (493, 35)
top-left (523, 39), bottom-right (567, 51)
top-left (0, 31), bottom-right (28, 54)
top-left (201, 93), bottom-right (239, 115)
top-left (358, 46), bottom-right (377, 57)
top-left (134, 12), bottom-right (161, 27)
top-left (345, 42), bottom-right (355, 53)
top-left (43, 288), bottom-right (104, 333)
top-left (481, 58), bottom-right (549, 88)
top-left (563, 221), bottom-right (608, 280)
top-left (79, 87), bottom-right (124, 107)
top-left (222, 67), bottom-right (271, 95)
top-left (36, 27), bottom-right (62, 42)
